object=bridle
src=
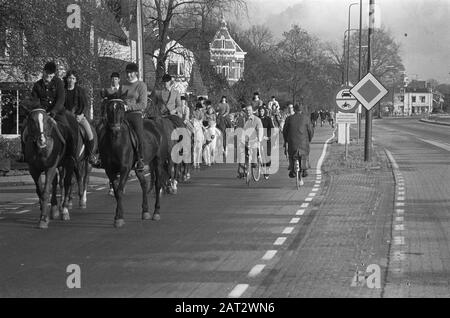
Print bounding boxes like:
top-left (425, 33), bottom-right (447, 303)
top-left (28, 108), bottom-right (51, 148)
top-left (105, 99), bottom-right (127, 131)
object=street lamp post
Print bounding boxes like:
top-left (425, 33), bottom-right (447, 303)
top-left (347, 2), bottom-right (359, 86)
top-left (343, 29), bottom-right (359, 85)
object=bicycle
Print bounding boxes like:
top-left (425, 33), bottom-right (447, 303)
top-left (241, 142), bottom-right (263, 186)
top-left (294, 157), bottom-right (304, 190)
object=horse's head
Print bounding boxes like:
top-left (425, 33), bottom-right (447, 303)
top-left (104, 99), bottom-right (127, 132)
top-left (26, 109), bottom-right (53, 149)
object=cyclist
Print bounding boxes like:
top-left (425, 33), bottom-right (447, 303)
top-left (283, 103), bottom-right (314, 179)
top-left (237, 104), bottom-right (263, 178)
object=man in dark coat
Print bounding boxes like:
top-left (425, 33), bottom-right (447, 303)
top-left (283, 103), bottom-right (314, 178)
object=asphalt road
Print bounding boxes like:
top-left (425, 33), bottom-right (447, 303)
top-left (1, 118), bottom-right (448, 298)
top-left (0, 126), bottom-right (335, 298)
top-left (371, 118), bottom-right (450, 297)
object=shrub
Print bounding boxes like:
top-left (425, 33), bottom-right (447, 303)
top-left (0, 137), bottom-right (22, 161)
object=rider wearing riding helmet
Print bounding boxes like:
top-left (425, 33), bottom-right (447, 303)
top-left (26, 61), bottom-right (78, 160)
top-left (121, 62), bottom-right (147, 172)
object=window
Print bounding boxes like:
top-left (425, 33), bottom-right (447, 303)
top-left (167, 62), bottom-right (178, 76)
top-left (420, 96), bottom-right (426, 103)
top-left (412, 96), bottom-right (416, 103)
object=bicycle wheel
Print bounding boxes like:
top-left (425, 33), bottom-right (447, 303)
top-left (295, 160), bottom-right (301, 190)
top-left (252, 161), bottom-right (261, 182)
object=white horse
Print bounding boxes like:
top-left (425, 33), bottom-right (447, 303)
top-left (203, 121), bottom-right (222, 166)
top-left (192, 118), bottom-right (205, 168)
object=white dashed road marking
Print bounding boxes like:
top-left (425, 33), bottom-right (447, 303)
top-left (228, 284), bottom-right (249, 298)
top-left (282, 227), bottom-right (295, 235)
top-left (248, 265), bottom-right (266, 278)
top-left (274, 237), bottom-right (287, 246)
top-left (262, 250), bottom-right (277, 261)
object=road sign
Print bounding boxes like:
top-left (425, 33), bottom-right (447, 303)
top-left (336, 112), bottom-right (357, 124)
top-left (350, 72), bottom-right (388, 111)
top-left (335, 86), bottom-right (358, 113)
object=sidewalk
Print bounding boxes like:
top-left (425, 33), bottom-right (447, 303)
top-left (255, 140), bottom-right (396, 297)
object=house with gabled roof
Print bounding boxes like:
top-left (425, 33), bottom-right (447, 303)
top-left (209, 19), bottom-right (246, 86)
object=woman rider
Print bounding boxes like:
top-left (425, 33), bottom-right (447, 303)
top-left (121, 63), bottom-right (148, 172)
top-left (64, 70), bottom-right (97, 164)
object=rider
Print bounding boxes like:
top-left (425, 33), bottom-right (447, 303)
top-left (251, 92), bottom-right (263, 110)
top-left (64, 70), bottom-right (97, 164)
top-left (283, 103), bottom-right (314, 179)
top-left (26, 61), bottom-right (77, 159)
top-left (152, 74), bottom-right (185, 127)
top-left (237, 104), bottom-right (263, 178)
top-left (121, 62), bottom-right (147, 172)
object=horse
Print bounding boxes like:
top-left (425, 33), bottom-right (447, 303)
top-left (59, 119), bottom-right (98, 210)
top-left (192, 118), bottom-right (205, 169)
top-left (203, 121), bottom-right (222, 166)
top-left (152, 115), bottom-right (187, 195)
top-left (99, 99), bottom-right (167, 228)
top-left (23, 109), bottom-right (76, 229)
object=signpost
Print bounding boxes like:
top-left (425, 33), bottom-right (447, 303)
top-left (350, 71), bottom-right (388, 161)
top-left (336, 87), bottom-right (358, 113)
top-left (350, 72), bottom-right (388, 112)
top-left (335, 87), bottom-right (358, 160)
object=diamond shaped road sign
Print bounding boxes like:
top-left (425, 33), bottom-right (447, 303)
top-left (350, 72), bottom-right (388, 111)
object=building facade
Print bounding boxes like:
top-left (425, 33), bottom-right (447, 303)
top-left (393, 81), bottom-right (434, 115)
top-left (209, 19), bottom-right (246, 86)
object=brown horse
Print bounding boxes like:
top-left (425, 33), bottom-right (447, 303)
top-left (98, 99), bottom-right (167, 228)
top-left (23, 109), bottom-right (76, 229)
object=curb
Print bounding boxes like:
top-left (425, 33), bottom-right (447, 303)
top-left (419, 119), bottom-right (450, 127)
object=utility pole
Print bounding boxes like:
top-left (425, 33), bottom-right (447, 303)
top-left (364, 0), bottom-right (375, 162)
top-left (358, 0), bottom-right (363, 140)
top-left (137, 0), bottom-right (144, 81)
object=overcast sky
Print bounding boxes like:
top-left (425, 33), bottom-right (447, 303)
top-left (242, 0), bottom-right (450, 84)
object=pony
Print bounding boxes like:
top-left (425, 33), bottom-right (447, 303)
top-left (23, 109), bottom-right (76, 229)
top-left (99, 99), bottom-right (167, 228)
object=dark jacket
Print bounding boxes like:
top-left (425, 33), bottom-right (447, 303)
top-left (259, 115), bottom-right (275, 137)
top-left (65, 85), bottom-right (89, 116)
top-left (283, 112), bottom-right (314, 156)
top-left (31, 77), bottom-right (65, 116)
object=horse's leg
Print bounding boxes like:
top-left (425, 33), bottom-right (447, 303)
top-left (30, 168), bottom-right (46, 228)
top-left (50, 173), bottom-right (60, 220)
top-left (113, 168), bottom-right (131, 228)
top-left (76, 160), bottom-right (88, 209)
top-left (136, 168), bottom-right (151, 221)
top-left (61, 159), bottom-right (75, 221)
top-left (81, 160), bottom-right (91, 209)
top-left (152, 158), bottom-right (161, 221)
top-left (38, 167), bottom-right (58, 229)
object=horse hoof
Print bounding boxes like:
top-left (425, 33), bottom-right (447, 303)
top-left (61, 213), bottom-right (70, 221)
top-left (67, 201), bottom-right (73, 209)
top-left (37, 220), bottom-right (49, 229)
top-left (152, 214), bottom-right (161, 221)
top-left (142, 212), bottom-right (152, 221)
top-left (80, 201), bottom-right (87, 209)
top-left (108, 189), bottom-right (114, 197)
top-left (114, 219), bottom-right (125, 228)
top-left (50, 206), bottom-right (60, 220)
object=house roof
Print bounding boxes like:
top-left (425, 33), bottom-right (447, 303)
top-left (210, 19), bottom-right (246, 55)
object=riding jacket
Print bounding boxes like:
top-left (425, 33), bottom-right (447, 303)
top-left (31, 77), bottom-right (65, 116)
